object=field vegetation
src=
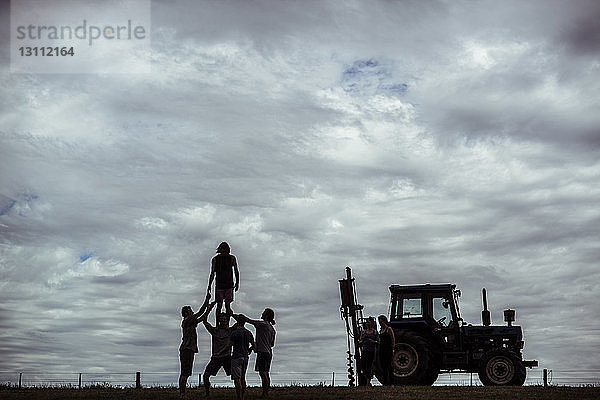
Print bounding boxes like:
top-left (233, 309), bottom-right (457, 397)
top-left (1, 385), bottom-right (600, 400)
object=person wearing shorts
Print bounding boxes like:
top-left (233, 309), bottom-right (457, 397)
top-left (218, 317), bottom-right (255, 400)
top-left (207, 242), bottom-right (239, 317)
top-left (202, 310), bottom-right (233, 397)
top-left (238, 308), bottom-right (276, 398)
top-left (179, 293), bottom-right (212, 397)
top-left (230, 356), bottom-right (249, 382)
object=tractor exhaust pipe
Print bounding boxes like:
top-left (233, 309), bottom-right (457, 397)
top-left (482, 288), bottom-right (491, 326)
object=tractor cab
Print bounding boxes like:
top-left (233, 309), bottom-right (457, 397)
top-left (390, 283), bottom-right (462, 329)
top-left (388, 284), bottom-right (466, 369)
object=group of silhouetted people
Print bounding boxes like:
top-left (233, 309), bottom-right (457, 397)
top-left (358, 315), bottom-right (395, 386)
top-left (179, 242), bottom-right (276, 400)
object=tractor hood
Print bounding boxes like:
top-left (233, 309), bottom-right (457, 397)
top-left (463, 324), bottom-right (523, 341)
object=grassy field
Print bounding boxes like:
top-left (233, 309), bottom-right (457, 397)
top-left (1, 386), bottom-right (600, 400)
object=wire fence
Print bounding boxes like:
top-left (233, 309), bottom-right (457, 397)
top-left (1, 369), bottom-right (598, 388)
top-left (432, 370), bottom-right (600, 386)
top-left (0, 371), bottom-right (336, 388)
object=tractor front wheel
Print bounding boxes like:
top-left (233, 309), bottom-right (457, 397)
top-left (478, 351), bottom-right (519, 386)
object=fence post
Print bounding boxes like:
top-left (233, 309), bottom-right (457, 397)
top-left (543, 369), bottom-right (547, 387)
top-left (78, 373), bottom-right (82, 389)
top-left (136, 371), bottom-right (141, 389)
top-left (18, 372), bottom-right (22, 389)
top-left (331, 371), bottom-right (335, 387)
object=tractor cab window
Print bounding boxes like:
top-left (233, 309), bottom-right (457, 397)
top-left (402, 297), bottom-right (422, 318)
top-left (433, 297), bottom-right (452, 327)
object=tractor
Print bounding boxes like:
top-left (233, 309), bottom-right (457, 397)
top-left (339, 267), bottom-right (538, 386)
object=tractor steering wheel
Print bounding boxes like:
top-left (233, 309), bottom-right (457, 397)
top-left (437, 316), bottom-right (447, 325)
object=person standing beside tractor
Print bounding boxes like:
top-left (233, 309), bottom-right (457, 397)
top-left (208, 242), bottom-right (240, 316)
top-left (359, 316), bottom-right (379, 386)
top-left (378, 315), bottom-right (395, 385)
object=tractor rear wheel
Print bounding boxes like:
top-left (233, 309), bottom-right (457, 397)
top-left (478, 351), bottom-right (519, 386)
top-left (391, 331), bottom-right (436, 385)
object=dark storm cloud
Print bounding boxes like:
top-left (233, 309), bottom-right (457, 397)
top-left (553, 0), bottom-right (600, 56)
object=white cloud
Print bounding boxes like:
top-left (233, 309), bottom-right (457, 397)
top-left (48, 257), bottom-right (130, 286)
top-left (137, 216), bottom-right (168, 230)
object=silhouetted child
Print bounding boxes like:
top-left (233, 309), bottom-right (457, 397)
top-left (207, 242), bottom-right (239, 316)
top-left (378, 314), bottom-right (395, 385)
top-left (179, 293), bottom-right (212, 398)
top-left (202, 310), bottom-right (233, 397)
top-left (238, 308), bottom-right (276, 398)
top-left (358, 316), bottom-right (378, 386)
top-left (217, 316), bottom-right (255, 400)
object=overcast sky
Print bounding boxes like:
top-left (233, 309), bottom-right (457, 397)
top-left (1, 0), bottom-right (599, 386)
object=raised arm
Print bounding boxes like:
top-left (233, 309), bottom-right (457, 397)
top-left (199, 301), bottom-right (217, 324)
top-left (235, 313), bottom-right (261, 327)
top-left (233, 255), bottom-right (239, 291)
top-left (194, 292), bottom-right (212, 320)
top-left (203, 319), bottom-right (215, 332)
top-left (207, 257), bottom-right (216, 293)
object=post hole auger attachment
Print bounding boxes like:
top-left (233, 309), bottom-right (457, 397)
top-left (339, 266), bottom-right (364, 386)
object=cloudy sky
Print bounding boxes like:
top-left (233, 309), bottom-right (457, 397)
top-left (1, 0), bottom-right (599, 386)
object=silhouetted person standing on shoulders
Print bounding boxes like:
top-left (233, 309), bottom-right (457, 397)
top-left (202, 310), bottom-right (233, 397)
top-left (208, 242), bottom-right (239, 316)
top-left (218, 316), bottom-right (255, 400)
top-left (238, 308), bottom-right (276, 398)
top-left (378, 314), bottom-right (395, 385)
top-left (179, 293), bottom-right (212, 398)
